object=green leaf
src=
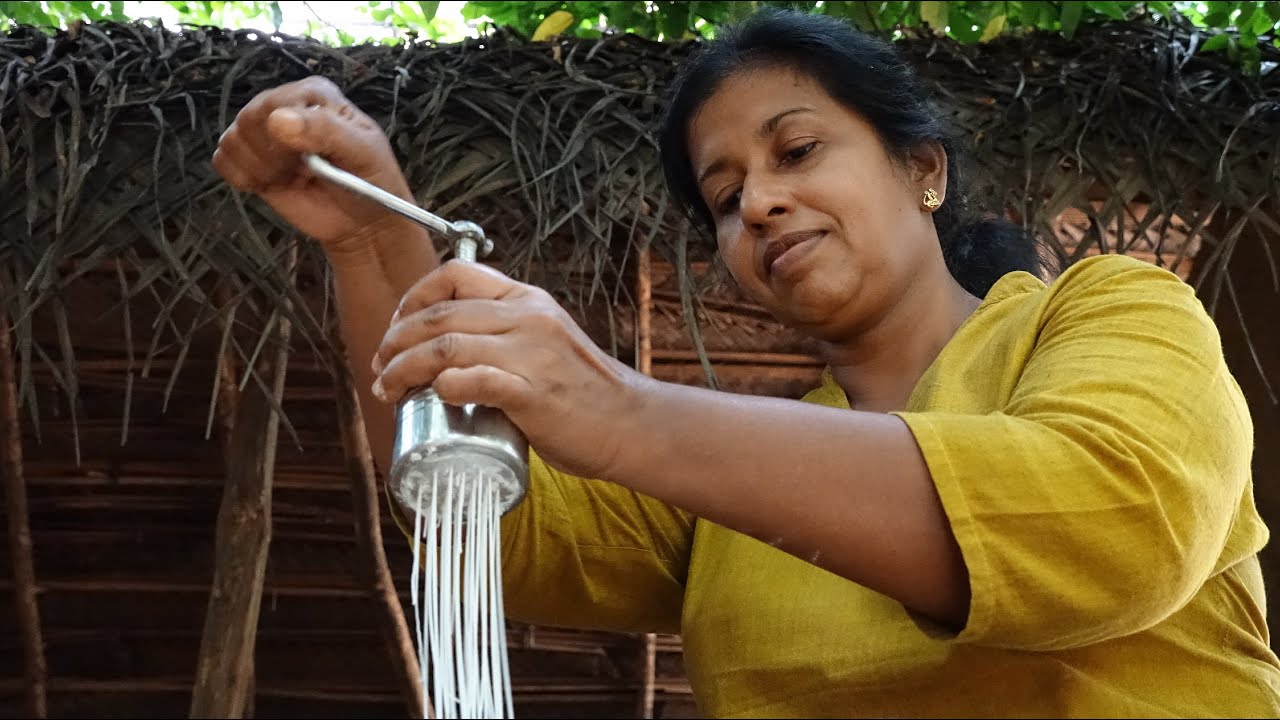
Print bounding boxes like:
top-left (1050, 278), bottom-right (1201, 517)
top-left (1253, 8), bottom-right (1277, 33)
top-left (1021, 1), bottom-right (1045, 28)
top-left (1202, 8), bottom-right (1233, 27)
top-left (460, 2), bottom-right (489, 20)
top-left (659, 0), bottom-right (690, 39)
top-left (1236, 2), bottom-right (1259, 28)
top-left (948, 5), bottom-right (982, 42)
top-left (841, 0), bottom-right (881, 31)
top-left (269, 0), bottom-right (282, 30)
top-left (1238, 39), bottom-right (1261, 73)
top-left (919, 0), bottom-right (947, 31)
top-left (1086, 1), bottom-right (1127, 20)
top-left (692, 0), bottom-right (741, 25)
top-left (1061, 1), bottom-right (1083, 38)
top-left (1200, 32), bottom-right (1232, 51)
top-left (979, 12), bottom-right (1006, 40)
top-left (1268, 0), bottom-right (1280, 21)
top-left (419, 0), bottom-right (439, 22)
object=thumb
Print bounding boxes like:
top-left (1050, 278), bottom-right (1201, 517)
top-left (265, 105), bottom-right (327, 154)
top-left (265, 105), bottom-right (394, 183)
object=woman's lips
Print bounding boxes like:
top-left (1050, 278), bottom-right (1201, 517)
top-left (763, 231), bottom-right (825, 279)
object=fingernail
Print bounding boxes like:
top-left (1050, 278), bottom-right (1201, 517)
top-left (371, 354), bottom-right (383, 375)
top-left (371, 377), bottom-right (388, 402)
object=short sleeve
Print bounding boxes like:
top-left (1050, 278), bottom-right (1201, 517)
top-left (895, 256), bottom-right (1261, 651)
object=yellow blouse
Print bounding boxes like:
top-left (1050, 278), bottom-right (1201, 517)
top-left (448, 254), bottom-right (1280, 717)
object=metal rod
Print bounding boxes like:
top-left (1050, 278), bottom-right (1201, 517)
top-left (302, 153), bottom-right (458, 240)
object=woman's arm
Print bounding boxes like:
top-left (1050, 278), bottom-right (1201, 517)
top-left (372, 261), bottom-right (968, 628)
top-left (212, 74), bottom-right (442, 469)
top-left (325, 225), bottom-right (438, 468)
top-left (612, 382), bottom-right (970, 627)
top-left (373, 256), bottom-right (1251, 643)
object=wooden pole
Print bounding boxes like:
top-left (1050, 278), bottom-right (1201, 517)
top-left (211, 281), bottom-right (253, 718)
top-left (213, 282), bottom-right (241, 455)
top-left (333, 355), bottom-right (427, 719)
top-left (1, 298), bottom-right (48, 718)
top-left (189, 251), bottom-right (295, 719)
top-left (636, 632), bottom-right (657, 719)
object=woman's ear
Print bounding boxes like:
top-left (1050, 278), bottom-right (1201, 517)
top-left (908, 140), bottom-right (948, 204)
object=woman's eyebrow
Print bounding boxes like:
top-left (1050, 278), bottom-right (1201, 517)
top-left (696, 107), bottom-right (815, 187)
top-left (759, 107), bottom-right (814, 137)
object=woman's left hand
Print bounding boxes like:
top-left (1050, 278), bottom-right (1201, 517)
top-left (371, 260), bottom-right (652, 480)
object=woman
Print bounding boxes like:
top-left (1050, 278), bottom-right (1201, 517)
top-left (213, 9), bottom-right (1280, 717)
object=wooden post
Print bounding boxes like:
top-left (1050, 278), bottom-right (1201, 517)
top-left (189, 254), bottom-right (295, 719)
top-left (634, 245), bottom-right (658, 720)
top-left (211, 282), bottom-right (254, 718)
top-left (213, 282), bottom-right (241, 454)
top-left (1, 299), bottom-right (48, 718)
top-left (636, 632), bottom-right (657, 719)
top-left (333, 356), bottom-right (427, 719)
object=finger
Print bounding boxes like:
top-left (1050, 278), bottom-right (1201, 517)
top-left (212, 125), bottom-right (286, 192)
top-left (233, 75), bottom-right (350, 153)
top-left (211, 145), bottom-right (257, 193)
top-left (431, 365), bottom-right (531, 413)
top-left (220, 77), bottom-right (346, 176)
top-left (373, 333), bottom-right (510, 404)
top-left (228, 77), bottom-right (395, 189)
top-left (374, 299), bottom-right (518, 375)
top-left (236, 75), bottom-right (348, 128)
top-left (264, 103), bottom-right (384, 160)
top-left (394, 262), bottom-right (528, 323)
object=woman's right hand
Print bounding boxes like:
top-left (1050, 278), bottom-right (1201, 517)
top-left (212, 75), bottom-right (422, 254)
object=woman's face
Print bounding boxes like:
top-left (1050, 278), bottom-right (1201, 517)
top-left (687, 65), bottom-right (947, 341)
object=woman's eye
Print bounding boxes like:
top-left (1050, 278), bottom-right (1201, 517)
top-left (783, 141), bottom-right (817, 163)
top-left (718, 190), bottom-right (741, 215)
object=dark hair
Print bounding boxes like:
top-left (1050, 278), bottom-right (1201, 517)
top-left (657, 9), bottom-right (1043, 297)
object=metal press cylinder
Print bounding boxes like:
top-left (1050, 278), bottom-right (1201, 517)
top-left (389, 387), bottom-right (530, 518)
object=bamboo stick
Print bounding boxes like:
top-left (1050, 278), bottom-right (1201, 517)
top-left (637, 245), bottom-right (652, 377)
top-left (333, 356), bottom-right (427, 719)
top-left (1, 293), bottom-right (48, 718)
top-left (634, 245), bottom-right (659, 720)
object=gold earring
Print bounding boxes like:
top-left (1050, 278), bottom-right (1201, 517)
top-left (922, 188), bottom-right (942, 209)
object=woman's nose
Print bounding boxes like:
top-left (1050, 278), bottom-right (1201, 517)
top-left (740, 179), bottom-right (792, 231)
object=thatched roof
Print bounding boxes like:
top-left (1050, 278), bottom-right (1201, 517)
top-left (4, 16), bottom-right (1278, 392)
top-left (1, 15), bottom-right (1278, 718)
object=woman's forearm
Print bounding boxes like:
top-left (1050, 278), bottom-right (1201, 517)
top-left (614, 379), bottom-right (971, 628)
top-left (326, 219), bottom-right (440, 471)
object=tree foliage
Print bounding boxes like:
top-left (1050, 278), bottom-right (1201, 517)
top-left (2, 1), bottom-right (1278, 73)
